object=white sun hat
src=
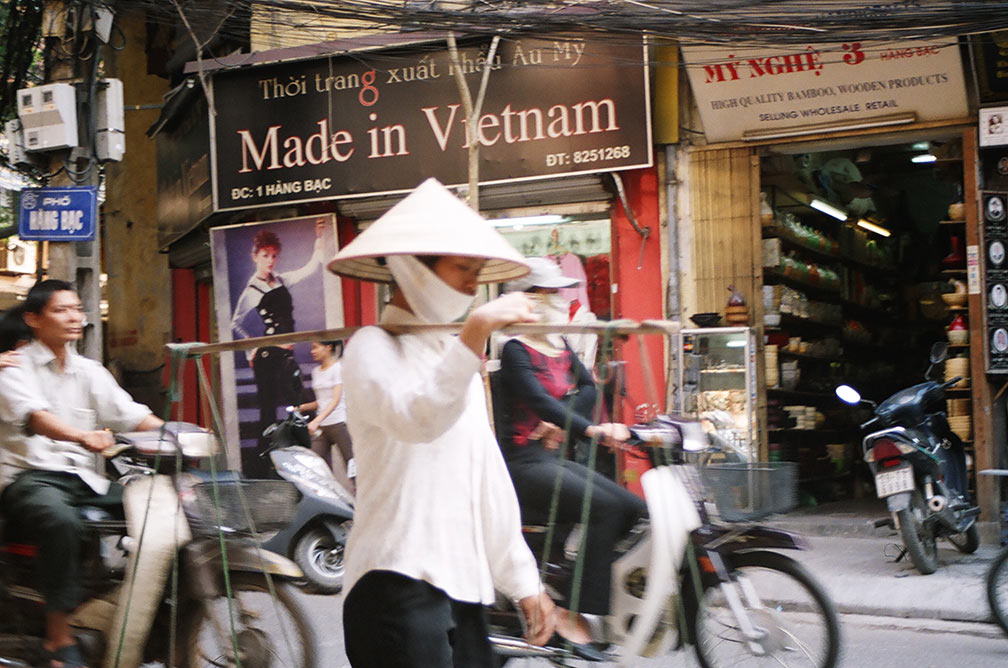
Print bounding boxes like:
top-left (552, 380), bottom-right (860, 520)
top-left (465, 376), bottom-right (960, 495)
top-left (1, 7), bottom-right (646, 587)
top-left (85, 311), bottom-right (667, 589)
top-left (327, 178), bottom-right (530, 284)
top-left (503, 257), bottom-right (580, 293)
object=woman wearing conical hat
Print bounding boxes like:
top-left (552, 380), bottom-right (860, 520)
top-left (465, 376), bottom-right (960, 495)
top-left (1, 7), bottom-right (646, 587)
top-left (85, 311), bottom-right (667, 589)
top-left (330, 179), bottom-right (592, 666)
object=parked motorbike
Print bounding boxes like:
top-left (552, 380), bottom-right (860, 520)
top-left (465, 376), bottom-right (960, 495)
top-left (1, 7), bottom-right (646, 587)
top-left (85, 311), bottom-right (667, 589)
top-left (0, 422), bottom-right (317, 668)
top-left (260, 407), bottom-right (354, 594)
top-left (488, 415), bottom-right (841, 668)
top-left (836, 342), bottom-right (980, 575)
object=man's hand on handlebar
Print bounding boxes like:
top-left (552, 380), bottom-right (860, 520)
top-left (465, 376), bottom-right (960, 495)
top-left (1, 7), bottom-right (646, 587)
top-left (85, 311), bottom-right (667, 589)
top-left (78, 429), bottom-right (115, 453)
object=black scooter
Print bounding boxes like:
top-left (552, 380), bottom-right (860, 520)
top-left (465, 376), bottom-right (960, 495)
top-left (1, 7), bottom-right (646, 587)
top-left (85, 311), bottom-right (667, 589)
top-left (260, 407), bottom-right (355, 594)
top-left (836, 342), bottom-right (980, 574)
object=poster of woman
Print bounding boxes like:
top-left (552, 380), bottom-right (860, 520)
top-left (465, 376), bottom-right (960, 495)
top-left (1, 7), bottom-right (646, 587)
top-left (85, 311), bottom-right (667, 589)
top-left (211, 214), bottom-right (343, 475)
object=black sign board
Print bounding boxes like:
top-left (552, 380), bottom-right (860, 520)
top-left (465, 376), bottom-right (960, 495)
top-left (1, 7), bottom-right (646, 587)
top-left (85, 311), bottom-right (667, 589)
top-left (156, 94), bottom-right (213, 248)
top-left (209, 34), bottom-right (651, 212)
top-left (972, 31), bottom-right (1008, 104)
top-left (983, 191), bottom-right (1008, 373)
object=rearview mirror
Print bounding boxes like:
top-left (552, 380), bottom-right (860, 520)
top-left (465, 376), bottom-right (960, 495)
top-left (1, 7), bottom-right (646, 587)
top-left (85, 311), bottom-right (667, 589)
top-left (835, 384), bottom-right (862, 405)
top-left (929, 341), bottom-right (949, 365)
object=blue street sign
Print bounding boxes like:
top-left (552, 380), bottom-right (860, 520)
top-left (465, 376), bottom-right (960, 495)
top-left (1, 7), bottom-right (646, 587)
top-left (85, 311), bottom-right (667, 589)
top-left (18, 186), bottom-right (98, 241)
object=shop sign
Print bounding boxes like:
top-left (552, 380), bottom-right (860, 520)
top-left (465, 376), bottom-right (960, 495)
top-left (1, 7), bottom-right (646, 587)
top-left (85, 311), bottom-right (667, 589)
top-left (209, 33), bottom-right (651, 212)
top-left (681, 39), bottom-right (968, 143)
top-left (156, 95), bottom-right (213, 249)
top-left (18, 186), bottom-right (97, 241)
top-left (981, 191), bottom-right (1008, 373)
top-left (970, 30), bottom-right (1008, 104)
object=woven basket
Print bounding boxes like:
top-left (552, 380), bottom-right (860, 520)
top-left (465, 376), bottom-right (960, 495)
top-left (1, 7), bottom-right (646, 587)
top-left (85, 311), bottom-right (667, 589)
top-left (948, 415), bottom-right (972, 441)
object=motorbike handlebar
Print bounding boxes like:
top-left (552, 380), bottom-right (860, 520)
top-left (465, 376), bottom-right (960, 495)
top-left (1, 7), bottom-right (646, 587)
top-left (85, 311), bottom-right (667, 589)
top-left (860, 416), bottom-right (880, 431)
top-left (938, 377), bottom-right (963, 391)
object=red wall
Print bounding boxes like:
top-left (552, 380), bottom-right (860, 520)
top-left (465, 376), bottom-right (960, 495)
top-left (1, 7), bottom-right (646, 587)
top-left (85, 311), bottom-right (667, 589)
top-left (610, 167), bottom-right (666, 417)
top-left (337, 216), bottom-right (377, 326)
top-left (169, 268), bottom-right (213, 425)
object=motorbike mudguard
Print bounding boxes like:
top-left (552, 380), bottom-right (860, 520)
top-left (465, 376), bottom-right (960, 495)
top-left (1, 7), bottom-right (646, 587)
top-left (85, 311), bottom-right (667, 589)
top-left (886, 491), bottom-right (912, 513)
top-left (700, 525), bottom-right (809, 553)
top-left (181, 539), bottom-right (303, 598)
top-left (261, 495), bottom-right (352, 556)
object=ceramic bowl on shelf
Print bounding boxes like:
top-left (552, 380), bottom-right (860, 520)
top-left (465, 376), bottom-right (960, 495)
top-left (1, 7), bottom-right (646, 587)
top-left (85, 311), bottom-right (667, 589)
top-left (690, 312), bottom-right (721, 328)
top-left (947, 328), bottom-right (969, 345)
top-left (947, 329), bottom-right (969, 345)
top-left (764, 313), bottom-right (782, 328)
top-left (941, 292), bottom-right (967, 307)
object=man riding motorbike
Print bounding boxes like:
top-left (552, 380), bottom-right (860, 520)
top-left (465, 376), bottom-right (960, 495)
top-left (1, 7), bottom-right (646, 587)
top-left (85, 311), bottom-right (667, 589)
top-left (0, 280), bottom-right (166, 668)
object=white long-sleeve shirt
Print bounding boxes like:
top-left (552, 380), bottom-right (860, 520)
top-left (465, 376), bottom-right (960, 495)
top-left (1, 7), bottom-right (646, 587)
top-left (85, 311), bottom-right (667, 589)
top-left (0, 340), bottom-right (153, 493)
top-left (342, 305), bottom-right (541, 605)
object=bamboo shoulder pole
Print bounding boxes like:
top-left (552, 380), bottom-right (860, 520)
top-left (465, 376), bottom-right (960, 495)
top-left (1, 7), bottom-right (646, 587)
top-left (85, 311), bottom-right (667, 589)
top-left (165, 320), bottom-right (682, 358)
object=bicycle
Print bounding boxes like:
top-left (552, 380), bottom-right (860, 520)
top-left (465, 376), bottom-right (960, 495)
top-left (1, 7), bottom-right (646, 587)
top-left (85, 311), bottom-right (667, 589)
top-left (981, 468), bottom-right (1008, 636)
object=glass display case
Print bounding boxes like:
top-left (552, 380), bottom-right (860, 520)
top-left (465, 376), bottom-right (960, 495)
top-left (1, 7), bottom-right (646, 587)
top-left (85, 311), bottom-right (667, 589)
top-left (677, 327), bottom-right (757, 460)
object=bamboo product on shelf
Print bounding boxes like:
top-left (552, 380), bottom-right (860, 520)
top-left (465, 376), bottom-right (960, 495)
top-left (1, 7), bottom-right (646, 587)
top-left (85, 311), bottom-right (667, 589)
top-left (944, 357), bottom-right (970, 388)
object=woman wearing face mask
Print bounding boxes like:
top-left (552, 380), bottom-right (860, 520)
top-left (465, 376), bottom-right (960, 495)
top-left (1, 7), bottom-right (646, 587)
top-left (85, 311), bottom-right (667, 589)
top-left (495, 256), bottom-right (648, 638)
top-left (328, 180), bottom-right (598, 668)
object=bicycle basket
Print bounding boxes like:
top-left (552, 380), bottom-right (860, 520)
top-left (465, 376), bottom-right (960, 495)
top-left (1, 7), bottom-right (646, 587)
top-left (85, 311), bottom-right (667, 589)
top-left (189, 480), bottom-right (300, 536)
top-left (700, 462), bottom-right (798, 522)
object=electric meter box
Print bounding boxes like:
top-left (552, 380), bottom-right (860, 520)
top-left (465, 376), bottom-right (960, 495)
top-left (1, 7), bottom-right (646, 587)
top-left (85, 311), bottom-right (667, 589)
top-left (95, 78), bottom-right (124, 162)
top-left (4, 119), bottom-right (44, 168)
top-left (16, 83), bottom-right (78, 151)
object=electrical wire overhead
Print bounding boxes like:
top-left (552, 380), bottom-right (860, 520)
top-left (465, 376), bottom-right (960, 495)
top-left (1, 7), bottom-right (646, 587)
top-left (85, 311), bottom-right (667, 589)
top-left (113, 0), bottom-right (1008, 47)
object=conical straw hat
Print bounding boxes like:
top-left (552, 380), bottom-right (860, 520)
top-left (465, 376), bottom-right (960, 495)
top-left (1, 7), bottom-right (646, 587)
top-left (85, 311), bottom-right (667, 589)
top-left (327, 178), bottom-right (530, 284)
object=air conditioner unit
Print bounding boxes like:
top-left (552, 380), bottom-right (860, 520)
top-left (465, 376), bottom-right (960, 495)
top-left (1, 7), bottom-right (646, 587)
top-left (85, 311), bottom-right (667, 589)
top-left (17, 83), bottom-right (78, 152)
top-left (4, 239), bottom-right (37, 274)
top-left (95, 78), bottom-right (124, 162)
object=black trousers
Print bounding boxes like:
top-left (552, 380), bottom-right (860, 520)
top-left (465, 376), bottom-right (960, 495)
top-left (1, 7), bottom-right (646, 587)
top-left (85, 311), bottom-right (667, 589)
top-left (251, 346), bottom-right (304, 477)
top-left (343, 571), bottom-right (492, 668)
top-left (0, 470), bottom-right (123, 612)
top-left (507, 452), bottom-right (647, 615)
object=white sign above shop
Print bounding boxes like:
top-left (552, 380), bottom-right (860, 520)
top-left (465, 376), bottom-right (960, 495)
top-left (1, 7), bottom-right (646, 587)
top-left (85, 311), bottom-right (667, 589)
top-left (681, 40), bottom-right (968, 143)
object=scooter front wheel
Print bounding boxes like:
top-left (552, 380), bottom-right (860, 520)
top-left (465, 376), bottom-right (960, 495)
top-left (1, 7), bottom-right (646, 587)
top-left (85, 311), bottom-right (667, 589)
top-left (948, 524), bottom-right (980, 554)
top-left (693, 550), bottom-right (840, 668)
top-left (293, 523), bottom-right (349, 594)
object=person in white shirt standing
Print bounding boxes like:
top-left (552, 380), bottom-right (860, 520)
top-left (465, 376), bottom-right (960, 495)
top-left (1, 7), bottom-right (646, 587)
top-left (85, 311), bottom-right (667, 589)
top-left (329, 178), bottom-right (595, 667)
top-left (0, 280), bottom-right (164, 668)
top-left (299, 339), bottom-right (354, 493)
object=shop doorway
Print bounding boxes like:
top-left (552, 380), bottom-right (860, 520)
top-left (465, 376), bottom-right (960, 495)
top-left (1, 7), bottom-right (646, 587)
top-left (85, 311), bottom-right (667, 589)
top-left (759, 132), bottom-right (973, 504)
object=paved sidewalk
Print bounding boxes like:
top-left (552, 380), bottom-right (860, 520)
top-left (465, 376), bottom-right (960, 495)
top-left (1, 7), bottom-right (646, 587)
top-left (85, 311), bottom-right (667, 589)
top-left (764, 499), bottom-right (1003, 624)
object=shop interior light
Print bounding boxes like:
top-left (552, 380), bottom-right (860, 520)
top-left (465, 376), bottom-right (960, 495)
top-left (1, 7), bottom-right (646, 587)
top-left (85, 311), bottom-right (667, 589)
top-left (809, 198), bottom-right (848, 221)
top-left (856, 218), bottom-right (891, 238)
top-left (741, 112), bottom-right (916, 141)
top-left (489, 214), bottom-right (566, 229)
top-left (911, 153), bottom-right (938, 164)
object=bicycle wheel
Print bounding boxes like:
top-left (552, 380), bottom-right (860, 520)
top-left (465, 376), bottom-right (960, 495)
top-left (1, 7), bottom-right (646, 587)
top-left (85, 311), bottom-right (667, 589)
top-left (987, 547), bottom-right (1008, 637)
top-left (693, 550), bottom-right (840, 668)
top-left (179, 572), bottom-right (318, 668)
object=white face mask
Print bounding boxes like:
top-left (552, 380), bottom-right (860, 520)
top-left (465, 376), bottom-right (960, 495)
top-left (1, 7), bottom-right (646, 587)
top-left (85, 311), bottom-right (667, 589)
top-left (527, 292), bottom-right (570, 348)
top-left (528, 292), bottom-right (570, 324)
top-left (386, 254), bottom-right (475, 323)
